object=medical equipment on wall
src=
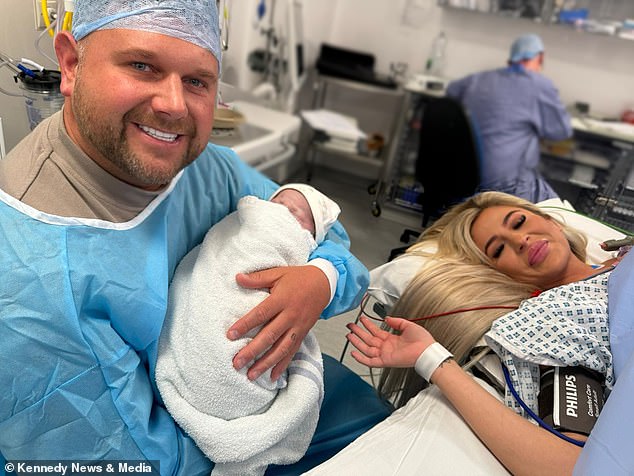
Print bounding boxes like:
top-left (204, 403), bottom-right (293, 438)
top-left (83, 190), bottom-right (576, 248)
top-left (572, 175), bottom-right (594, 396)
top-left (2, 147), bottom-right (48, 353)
top-left (0, 1), bottom-right (73, 129)
top-left (247, 0), bottom-right (306, 113)
top-left (36, 0), bottom-right (75, 65)
top-left (217, 0), bottom-right (231, 51)
top-left (16, 69), bottom-right (63, 131)
top-left (40, 0), bottom-right (74, 38)
top-left (0, 51), bottom-right (63, 130)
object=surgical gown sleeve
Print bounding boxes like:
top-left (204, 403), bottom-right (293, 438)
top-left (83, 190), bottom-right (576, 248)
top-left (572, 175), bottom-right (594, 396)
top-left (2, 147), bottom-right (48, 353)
top-left (534, 75), bottom-right (572, 141)
top-left (574, 252), bottom-right (634, 475)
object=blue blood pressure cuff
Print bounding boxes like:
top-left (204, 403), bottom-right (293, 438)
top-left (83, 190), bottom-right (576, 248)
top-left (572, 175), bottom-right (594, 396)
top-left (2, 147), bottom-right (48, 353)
top-left (538, 367), bottom-right (605, 436)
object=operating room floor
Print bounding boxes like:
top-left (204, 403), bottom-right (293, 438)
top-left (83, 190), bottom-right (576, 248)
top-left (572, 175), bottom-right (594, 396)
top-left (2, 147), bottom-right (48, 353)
top-left (286, 165), bottom-right (423, 384)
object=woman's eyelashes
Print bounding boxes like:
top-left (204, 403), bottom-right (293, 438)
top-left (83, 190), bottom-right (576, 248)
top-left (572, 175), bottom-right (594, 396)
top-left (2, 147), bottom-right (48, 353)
top-left (512, 214), bottom-right (526, 229)
top-left (491, 214), bottom-right (526, 259)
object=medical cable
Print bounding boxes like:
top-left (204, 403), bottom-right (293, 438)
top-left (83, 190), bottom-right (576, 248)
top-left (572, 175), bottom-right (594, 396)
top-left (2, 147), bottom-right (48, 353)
top-left (35, 24), bottom-right (60, 66)
top-left (0, 52), bottom-right (37, 77)
top-left (0, 55), bottom-right (22, 75)
top-left (40, 0), bottom-right (72, 36)
top-left (501, 365), bottom-right (586, 448)
top-left (461, 346), bottom-right (493, 372)
top-left (0, 62), bottom-right (23, 97)
top-left (62, 10), bottom-right (73, 32)
top-left (344, 295), bottom-right (518, 385)
top-left (17, 64), bottom-right (37, 78)
top-left (41, 0), bottom-right (55, 37)
top-left (339, 294), bottom-right (382, 388)
top-left (361, 304), bottom-right (518, 323)
top-left (407, 305), bottom-right (518, 322)
top-left (18, 58), bottom-right (45, 71)
top-left (62, 0), bottom-right (75, 32)
top-left (346, 295), bottom-right (518, 362)
top-left (350, 294), bottom-right (593, 445)
top-left (38, 0), bottom-right (73, 49)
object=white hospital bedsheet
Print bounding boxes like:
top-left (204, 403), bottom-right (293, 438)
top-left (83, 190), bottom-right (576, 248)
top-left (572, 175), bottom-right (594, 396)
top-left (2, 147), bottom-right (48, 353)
top-left (303, 377), bottom-right (509, 475)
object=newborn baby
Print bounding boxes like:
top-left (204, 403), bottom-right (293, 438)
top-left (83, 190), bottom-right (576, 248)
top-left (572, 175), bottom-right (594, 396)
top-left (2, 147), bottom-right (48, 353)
top-left (156, 184), bottom-right (341, 476)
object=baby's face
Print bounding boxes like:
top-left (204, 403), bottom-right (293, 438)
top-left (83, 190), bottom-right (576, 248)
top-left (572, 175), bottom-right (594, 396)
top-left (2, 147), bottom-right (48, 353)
top-left (272, 189), bottom-right (316, 236)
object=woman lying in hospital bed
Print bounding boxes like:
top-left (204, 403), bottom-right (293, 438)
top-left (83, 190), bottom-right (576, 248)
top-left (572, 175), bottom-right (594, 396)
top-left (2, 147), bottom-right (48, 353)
top-left (304, 192), bottom-right (633, 475)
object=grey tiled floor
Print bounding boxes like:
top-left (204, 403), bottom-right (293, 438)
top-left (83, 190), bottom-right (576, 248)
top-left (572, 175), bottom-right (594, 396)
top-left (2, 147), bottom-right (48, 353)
top-left (286, 166), bottom-right (423, 383)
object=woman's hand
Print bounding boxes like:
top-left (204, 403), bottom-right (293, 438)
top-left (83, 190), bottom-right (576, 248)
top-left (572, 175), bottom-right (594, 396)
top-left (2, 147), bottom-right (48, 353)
top-left (346, 315), bottom-right (436, 369)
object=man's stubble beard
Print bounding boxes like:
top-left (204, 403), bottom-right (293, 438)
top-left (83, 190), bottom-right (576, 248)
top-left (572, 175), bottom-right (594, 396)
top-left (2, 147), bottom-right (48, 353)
top-left (71, 72), bottom-right (202, 188)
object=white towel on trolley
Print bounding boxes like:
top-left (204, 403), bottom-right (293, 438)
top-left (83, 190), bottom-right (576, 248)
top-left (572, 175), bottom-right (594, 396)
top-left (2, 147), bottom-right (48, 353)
top-left (156, 196), bottom-right (323, 476)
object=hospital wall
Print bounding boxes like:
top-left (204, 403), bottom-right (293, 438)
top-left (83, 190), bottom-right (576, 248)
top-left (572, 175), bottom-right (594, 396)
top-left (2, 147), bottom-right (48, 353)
top-left (326, 1), bottom-right (633, 118)
top-left (223, 1), bottom-right (633, 119)
top-left (1, 0), bottom-right (633, 153)
top-left (221, 0), bottom-right (338, 93)
top-left (226, 0), bottom-right (633, 179)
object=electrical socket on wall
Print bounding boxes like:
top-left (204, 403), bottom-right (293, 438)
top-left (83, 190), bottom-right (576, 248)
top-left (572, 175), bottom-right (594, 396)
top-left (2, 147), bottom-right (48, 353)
top-left (33, 0), bottom-right (58, 31)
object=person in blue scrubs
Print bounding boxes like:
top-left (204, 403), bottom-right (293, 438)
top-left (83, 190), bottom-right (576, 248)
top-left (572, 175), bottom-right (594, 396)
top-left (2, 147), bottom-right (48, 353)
top-left (574, 250), bottom-right (634, 475)
top-left (0, 1), bottom-right (390, 473)
top-left (446, 33), bottom-right (572, 203)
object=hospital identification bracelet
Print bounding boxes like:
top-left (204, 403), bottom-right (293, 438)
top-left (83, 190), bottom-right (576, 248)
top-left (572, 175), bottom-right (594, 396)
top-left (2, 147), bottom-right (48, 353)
top-left (414, 342), bottom-right (454, 382)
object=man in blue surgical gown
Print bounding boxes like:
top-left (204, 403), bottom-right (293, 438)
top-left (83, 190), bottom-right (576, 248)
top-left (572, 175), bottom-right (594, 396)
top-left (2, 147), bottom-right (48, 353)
top-left (0, 1), bottom-right (387, 474)
top-left (446, 33), bottom-right (572, 203)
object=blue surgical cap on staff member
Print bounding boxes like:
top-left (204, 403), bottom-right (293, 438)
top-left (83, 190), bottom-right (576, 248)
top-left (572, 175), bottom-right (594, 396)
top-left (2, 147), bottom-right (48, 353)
top-left (509, 33), bottom-right (544, 63)
top-left (71, 0), bottom-right (221, 65)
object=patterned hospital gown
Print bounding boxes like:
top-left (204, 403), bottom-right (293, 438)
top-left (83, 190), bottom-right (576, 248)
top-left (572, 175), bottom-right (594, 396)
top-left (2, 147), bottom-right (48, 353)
top-left (485, 270), bottom-right (613, 419)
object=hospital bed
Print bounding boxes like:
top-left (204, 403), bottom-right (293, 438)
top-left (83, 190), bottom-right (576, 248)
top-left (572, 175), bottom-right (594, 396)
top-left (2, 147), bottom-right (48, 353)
top-left (304, 198), bottom-right (632, 476)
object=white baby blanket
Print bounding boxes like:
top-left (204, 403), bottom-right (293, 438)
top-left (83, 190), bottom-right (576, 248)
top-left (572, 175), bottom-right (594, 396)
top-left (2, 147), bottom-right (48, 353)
top-left (156, 196), bottom-right (324, 476)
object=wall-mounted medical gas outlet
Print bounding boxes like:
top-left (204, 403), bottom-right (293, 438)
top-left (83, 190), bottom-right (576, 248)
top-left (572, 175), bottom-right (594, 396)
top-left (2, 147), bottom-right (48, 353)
top-left (34, 0), bottom-right (58, 31)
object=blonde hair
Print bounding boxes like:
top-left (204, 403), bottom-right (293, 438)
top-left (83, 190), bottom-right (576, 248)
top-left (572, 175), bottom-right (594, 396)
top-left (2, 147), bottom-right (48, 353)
top-left (410, 191), bottom-right (587, 264)
top-left (378, 192), bottom-right (588, 406)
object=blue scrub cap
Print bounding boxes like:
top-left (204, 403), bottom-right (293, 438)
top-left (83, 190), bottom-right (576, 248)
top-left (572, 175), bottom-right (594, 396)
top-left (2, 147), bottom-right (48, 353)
top-left (509, 34), bottom-right (544, 63)
top-left (72, 0), bottom-right (221, 64)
